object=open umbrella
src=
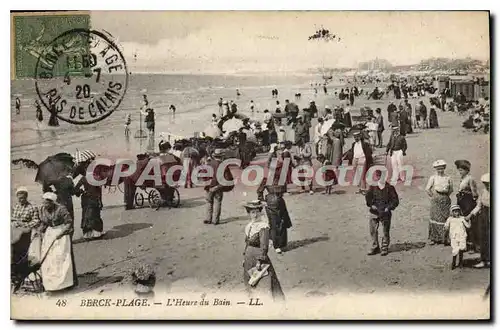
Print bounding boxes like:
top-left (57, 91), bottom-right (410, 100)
top-left (320, 119), bottom-right (335, 135)
top-left (222, 118), bottom-right (244, 133)
top-left (34, 153), bottom-right (75, 186)
top-left (73, 150), bottom-right (97, 164)
top-left (203, 125), bottom-right (222, 139)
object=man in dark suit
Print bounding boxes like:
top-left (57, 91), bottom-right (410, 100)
top-left (365, 170), bottom-right (400, 256)
top-left (204, 149), bottom-right (234, 225)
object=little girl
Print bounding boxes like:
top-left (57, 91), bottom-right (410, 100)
top-left (444, 205), bottom-right (471, 269)
top-left (317, 154), bottom-right (337, 195)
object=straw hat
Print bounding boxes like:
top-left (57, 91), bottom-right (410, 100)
top-left (212, 148), bottom-right (225, 158)
top-left (42, 192), bottom-right (58, 202)
top-left (432, 159), bottom-right (447, 168)
top-left (243, 200), bottom-right (266, 212)
top-left (481, 173), bottom-right (490, 183)
top-left (15, 186), bottom-right (28, 195)
top-left (450, 205), bottom-right (461, 212)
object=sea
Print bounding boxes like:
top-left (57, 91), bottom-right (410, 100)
top-left (11, 73), bottom-right (331, 163)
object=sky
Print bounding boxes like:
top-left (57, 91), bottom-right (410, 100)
top-left (90, 11), bottom-right (490, 74)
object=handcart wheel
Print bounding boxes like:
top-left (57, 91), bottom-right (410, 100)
top-left (117, 182), bottom-right (125, 193)
top-left (148, 189), bottom-right (162, 209)
top-left (166, 187), bottom-right (180, 208)
top-left (134, 192), bottom-right (144, 207)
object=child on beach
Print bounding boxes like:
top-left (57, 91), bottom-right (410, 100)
top-left (124, 113), bottom-right (132, 136)
top-left (444, 205), bottom-right (471, 269)
top-left (317, 154), bottom-right (337, 195)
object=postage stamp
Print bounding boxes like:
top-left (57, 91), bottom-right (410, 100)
top-left (12, 12), bottom-right (90, 79)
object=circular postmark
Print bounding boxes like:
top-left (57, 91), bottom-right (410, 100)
top-left (35, 29), bottom-right (128, 125)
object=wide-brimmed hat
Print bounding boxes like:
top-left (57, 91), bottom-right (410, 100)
top-left (432, 159), bottom-right (447, 168)
top-left (454, 159), bottom-right (471, 171)
top-left (222, 100), bottom-right (228, 105)
top-left (481, 173), bottom-right (490, 183)
top-left (243, 200), bottom-right (266, 211)
top-left (15, 186), bottom-right (28, 195)
top-left (42, 192), bottom-right (57, 202)
top-left (450, 205), bottom-right (461, 212)
top-left (212, 148), bottom-right (225, 158)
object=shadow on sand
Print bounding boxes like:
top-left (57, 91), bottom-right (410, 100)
top-left (73, 271), bottom-right (125, 293)
top-left (218, 215), bottom-right (248, 224)
top-left (285, 235), bottom-right (330, 252)
top-left (389, 241), bottom-right (426, 253)
top-left (74, 223), bottom-right (153, 244)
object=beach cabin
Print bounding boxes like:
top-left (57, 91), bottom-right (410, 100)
top-left (433, 76), bottom-right (450, 92)
top-left (448, 76), bottom-right (475, 101)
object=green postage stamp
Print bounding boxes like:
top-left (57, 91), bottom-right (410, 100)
top-left (12, 12), bottom-right (90, 79)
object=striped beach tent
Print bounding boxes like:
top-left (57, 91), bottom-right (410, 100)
top-left (73, 150), bottom-right (97, 164)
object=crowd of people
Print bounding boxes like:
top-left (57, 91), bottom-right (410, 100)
top-left (11, 83), bottom-right (490, 301)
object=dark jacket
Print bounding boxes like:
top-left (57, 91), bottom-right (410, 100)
top-left (387, 103), bottom-right (397, 114)
top-left (386, 134), bottom-right (407, 154)
top-left (365, 183), bottom-right (399, 218)
top-left (204, 158), bottom-right (234, 192)
top-left (347, 140), bottom-right (373, 167)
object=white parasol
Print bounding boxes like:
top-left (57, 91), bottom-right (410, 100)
top-left (320, 119), bottom-right (335, 135)
top-left (203, 125), bottom-right (222, 138)
top-left (222, 118), bottom-right (244, 133)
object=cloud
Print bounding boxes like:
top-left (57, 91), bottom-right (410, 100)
top-left (93, 11), bottom-right (490, 73)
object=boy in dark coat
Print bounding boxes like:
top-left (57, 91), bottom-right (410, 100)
top-left (365, 170), bottom-right (400, 256)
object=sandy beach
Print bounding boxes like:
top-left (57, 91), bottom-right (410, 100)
top-left (10, 76), bottom-right (490, 310)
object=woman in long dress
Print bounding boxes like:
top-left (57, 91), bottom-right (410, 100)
top-left (425, 160), bottom-right (453, 245)
top-left (242, 200), bottom-right (285, 301)
top-left (39, 192), bottom-right (77, 292)
top-left (466, 173), bottom-right (490, 268)
top-left (454, 160), bottom-right (479, 250)
top-left (257, 162), bottom-right (292, 254)
top-left (429, 105), bottom-right (439, 128)
top-left (75, 162), bottom-right (104, 240)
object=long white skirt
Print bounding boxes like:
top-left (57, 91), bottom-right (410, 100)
top-left (41, 226), bottom-right (74, 291)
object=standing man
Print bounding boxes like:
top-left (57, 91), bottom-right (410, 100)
top-left (418, 100), bottom-right (428, 129)
top-left (294, 115), bottom-right (309, 145)
top-left (375, 108), bottom-right (385, 148)
top-left (387, 100), bottom-right (397, 119)
top-left (15, 97), bottom-right (21, 115)
top-left (204, 149), bottom-right (234, 225)
top-left (386, 127), bottom-right (408, 183)
top-left (365, 170), bottom-right (400, 256)
top-left (349, 132), bottom-right (373, 194)
top-left (218, 98), bottom-right (223, 115)
top-left (313, 118), bottom-right (324, 155)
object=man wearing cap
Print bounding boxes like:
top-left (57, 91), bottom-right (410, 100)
top-left (349, 131), bottom-right (373, 194)
top-left (294, 115), bottom-right (309, 145)
top-left (417, 100), bottom-right (428, 129)
top-left (386, 127), bottom-right (407, 183)
top-left (365, 170), bottom-right (400, 256)
top-left (309, 100), bottom-right (318, 118)
top-left (203, 149), bottom-right (234, 225)
top-left (388, 102), bottom-right (399, 130)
